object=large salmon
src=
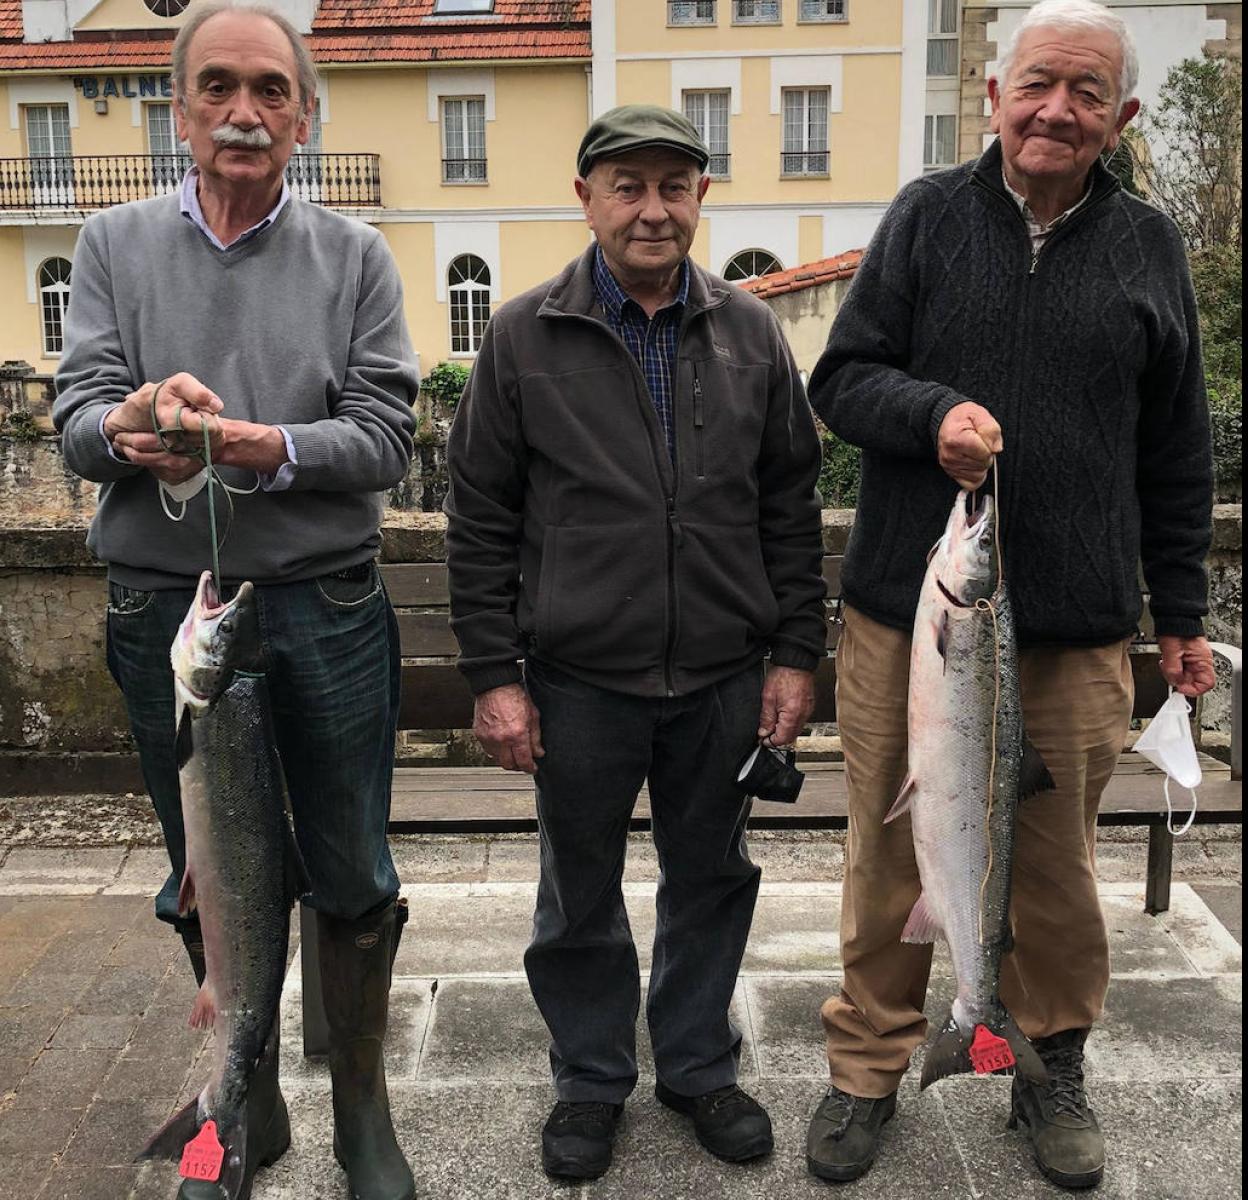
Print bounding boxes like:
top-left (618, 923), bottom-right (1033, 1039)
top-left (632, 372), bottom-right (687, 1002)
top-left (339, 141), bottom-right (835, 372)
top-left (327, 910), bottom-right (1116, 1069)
top-left (885, 490), bottom-right (1052, 1090)
top-left (139, 571), bottom-right (308, 1197)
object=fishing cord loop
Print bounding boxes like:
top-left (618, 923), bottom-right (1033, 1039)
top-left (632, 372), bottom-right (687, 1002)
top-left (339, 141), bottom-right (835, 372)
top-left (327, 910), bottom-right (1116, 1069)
top-left (976, 456), bottom-right (1003, 947)
top-left (148, 381), bottom-right (253, 591)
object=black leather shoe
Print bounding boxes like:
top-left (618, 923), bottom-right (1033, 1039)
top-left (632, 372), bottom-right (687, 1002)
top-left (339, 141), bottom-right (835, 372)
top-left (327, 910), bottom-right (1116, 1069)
top-left (541, 1101), bottom-right (624, 1180)
top-left (805, 1084), bottom-right (897, 1182)
top-left (655, 1081), bottom-right (773, 1162)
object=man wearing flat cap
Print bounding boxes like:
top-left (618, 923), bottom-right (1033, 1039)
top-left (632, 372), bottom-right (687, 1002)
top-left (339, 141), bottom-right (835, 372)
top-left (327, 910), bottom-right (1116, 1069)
top-left (445, 104), bottom-right (826, 1179)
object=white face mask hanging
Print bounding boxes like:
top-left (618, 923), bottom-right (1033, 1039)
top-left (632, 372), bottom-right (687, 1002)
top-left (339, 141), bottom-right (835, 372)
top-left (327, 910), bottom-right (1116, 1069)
top-left (1132, 690), bottom-right (1202, 835)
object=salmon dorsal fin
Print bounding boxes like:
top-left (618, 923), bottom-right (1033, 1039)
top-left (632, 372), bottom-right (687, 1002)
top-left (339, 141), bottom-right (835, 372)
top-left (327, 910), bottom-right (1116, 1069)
top-left (901, 891), bottom-right (941, 944)
top-left (883, 775), bottom-right (916, 823)
top-left (1020, 736), bottom-right (1057, 799)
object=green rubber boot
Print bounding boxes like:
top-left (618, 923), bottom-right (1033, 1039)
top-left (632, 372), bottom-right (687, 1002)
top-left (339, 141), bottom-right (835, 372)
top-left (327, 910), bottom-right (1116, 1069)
top-left (319, 900), bottom-right (416, 1200)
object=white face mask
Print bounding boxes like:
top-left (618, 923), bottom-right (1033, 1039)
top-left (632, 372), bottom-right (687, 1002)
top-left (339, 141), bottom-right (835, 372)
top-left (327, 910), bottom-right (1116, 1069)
top-left (1133, 690), bottom-right (1202, 834)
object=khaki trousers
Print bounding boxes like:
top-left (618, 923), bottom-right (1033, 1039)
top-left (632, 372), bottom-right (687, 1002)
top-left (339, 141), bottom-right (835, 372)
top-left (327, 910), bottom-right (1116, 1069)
top-left (821, 605), bottom-right (1134, 1098)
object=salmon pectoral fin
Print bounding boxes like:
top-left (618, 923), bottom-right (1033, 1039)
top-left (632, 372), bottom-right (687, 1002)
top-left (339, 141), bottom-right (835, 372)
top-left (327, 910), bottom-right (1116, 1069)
top-left (136, 1096), bottom-right (199, 1162)
top-left (176, 868), bottom-right (196, 918)
top-left (175, 708), bottom-right (194, 772)
top-left (283, 821), bottom-right (312, 905)
top-left (188, 981), bottom-right (217, 1031)
top-left (1020, 735), bottom-right (1057, 800)
top-left (900, 891), bottom-right (941, 944)
top-left (883, 775), bottom-right (917, 824)
top-left (920, 1010), bottom-right (1049, 1091)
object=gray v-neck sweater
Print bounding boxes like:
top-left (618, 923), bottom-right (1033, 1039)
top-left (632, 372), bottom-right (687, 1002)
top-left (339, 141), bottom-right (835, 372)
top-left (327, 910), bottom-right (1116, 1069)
top-left (810, 140), bottom-right (1213, 645)
top-left (53, 194), bottom-right (419, 588)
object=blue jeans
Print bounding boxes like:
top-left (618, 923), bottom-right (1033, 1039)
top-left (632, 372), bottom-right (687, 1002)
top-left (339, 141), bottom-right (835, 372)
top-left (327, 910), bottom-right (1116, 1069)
top-left (105, 564), bottom-right (402, 927)
top-left (523, 657), bottom-right (763, 1103)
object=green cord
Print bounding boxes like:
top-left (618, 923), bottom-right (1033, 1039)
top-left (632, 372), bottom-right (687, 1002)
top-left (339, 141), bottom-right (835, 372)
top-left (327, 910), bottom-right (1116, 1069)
top-left (149, 381), bottom-right (227, 594)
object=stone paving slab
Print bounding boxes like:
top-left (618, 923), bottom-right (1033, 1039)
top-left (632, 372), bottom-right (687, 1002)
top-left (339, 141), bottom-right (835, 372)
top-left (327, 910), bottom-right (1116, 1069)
top-left (0, 875), bottom-right (1239, 1200)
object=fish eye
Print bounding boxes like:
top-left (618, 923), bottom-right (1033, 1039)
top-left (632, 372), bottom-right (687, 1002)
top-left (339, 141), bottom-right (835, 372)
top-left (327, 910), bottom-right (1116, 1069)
top-left (220, 619), bottom-right (234, 634)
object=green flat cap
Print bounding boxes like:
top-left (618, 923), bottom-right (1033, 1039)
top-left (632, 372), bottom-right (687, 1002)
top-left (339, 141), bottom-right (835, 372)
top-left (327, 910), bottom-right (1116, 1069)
top-left (577, 104), bottom-right (710, 178)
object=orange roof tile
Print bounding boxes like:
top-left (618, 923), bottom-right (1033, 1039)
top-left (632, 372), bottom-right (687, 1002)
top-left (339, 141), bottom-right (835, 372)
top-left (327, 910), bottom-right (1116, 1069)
top-left (0, 0), bottom-right (22, 41)
top-left (313, 1), bottom-right (590, 28)
top-left (738, 250), bottom-right (864, 300)
top-left (0, 0), bottom-right (590, 70)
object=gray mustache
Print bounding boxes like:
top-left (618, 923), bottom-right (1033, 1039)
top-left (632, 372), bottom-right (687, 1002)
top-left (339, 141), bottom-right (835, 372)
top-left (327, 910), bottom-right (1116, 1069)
top-left (212, 124), bottom-right (273, 149)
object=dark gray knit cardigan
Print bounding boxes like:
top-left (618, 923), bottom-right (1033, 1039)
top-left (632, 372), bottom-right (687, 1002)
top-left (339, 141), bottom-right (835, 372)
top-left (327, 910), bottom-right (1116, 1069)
top-left (810, 139), bottom-right (1213, 645)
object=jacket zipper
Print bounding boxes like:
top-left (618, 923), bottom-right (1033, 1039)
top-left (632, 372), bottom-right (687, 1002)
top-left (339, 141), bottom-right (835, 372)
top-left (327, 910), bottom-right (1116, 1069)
top-left (692, 366), bottom-right (705, 480)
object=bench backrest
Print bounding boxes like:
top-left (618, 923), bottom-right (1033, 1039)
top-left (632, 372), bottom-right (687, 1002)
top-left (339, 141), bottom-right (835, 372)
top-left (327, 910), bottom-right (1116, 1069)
top-left (382, 559), bottom-right (1167, 730)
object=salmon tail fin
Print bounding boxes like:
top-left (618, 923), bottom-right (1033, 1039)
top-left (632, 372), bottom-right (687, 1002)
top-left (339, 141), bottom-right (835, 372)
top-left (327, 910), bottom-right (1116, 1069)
top-left (217, 1118), bottom-right (248, 1200)
top-left (136, 1097), bottom-right (199, 1162)
top-left (920, 1008), bottom-right (1048, 1091)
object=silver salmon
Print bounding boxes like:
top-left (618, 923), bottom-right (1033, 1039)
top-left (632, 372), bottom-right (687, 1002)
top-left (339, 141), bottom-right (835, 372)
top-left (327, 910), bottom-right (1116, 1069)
top-left (139, 571), bottom-right (307, 1197)
top-left (886, 490), bottom-right (1052, 1090)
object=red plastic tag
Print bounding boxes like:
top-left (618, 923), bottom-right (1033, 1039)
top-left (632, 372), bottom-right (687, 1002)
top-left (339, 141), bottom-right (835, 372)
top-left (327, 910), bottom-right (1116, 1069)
top-left (179, 1120), bottom-right (224, 1182)
top-left (969, 1025), bottom-right (1016, 1075)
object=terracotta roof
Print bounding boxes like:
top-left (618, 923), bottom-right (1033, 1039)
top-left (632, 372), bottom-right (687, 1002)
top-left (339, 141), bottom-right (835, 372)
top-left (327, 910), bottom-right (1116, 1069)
top-left (738, 250), bottom-right (864, 300)
top-left (313, 1), bottom-right (590, 29)
top-left (0, 0), bottom-right (22, 41)
top-left (0, 0), bottom-right (591, 69)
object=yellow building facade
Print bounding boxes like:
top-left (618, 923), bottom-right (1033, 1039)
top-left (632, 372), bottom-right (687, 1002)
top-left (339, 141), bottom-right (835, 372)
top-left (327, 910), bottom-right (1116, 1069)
top-left (0, 0), bottom-right (928, 376)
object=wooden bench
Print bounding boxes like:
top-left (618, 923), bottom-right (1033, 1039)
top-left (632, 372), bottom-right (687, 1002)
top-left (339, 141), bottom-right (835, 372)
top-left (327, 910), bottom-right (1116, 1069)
top-left (298, 558), bottom-right (1242, 1054)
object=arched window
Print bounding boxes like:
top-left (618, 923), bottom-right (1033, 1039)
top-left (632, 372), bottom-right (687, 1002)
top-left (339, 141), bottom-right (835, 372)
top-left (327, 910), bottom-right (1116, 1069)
top-left (144, 0), bottom-right (191, 16)
top-left (38, 258), bottom-right (72, 355)
top-left (449, 255), bottom-right (491, 355)
top-left (723, 250), bottom-right (783, 282)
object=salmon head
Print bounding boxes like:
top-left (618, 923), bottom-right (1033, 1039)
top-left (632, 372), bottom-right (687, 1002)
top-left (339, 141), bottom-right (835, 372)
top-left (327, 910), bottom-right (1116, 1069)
top-left (171, 572), bottom-right (261, 718)
top-left (927, 490), bottom-right (1000, 609)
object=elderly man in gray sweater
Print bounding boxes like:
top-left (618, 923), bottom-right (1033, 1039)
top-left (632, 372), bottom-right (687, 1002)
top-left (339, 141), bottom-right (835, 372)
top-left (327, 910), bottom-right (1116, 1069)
top-left (52, 6), bottom-right (418, 1200)
top-left (804, 0), bottom-right (1215, 1191)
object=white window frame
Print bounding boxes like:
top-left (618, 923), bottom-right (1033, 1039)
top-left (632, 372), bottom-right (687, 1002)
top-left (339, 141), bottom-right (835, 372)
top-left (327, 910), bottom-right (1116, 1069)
top-left (924, 113), bottom-right (958, 169)
top-left (683, 90), bottom-right (731, 180)
top-left (441, 96), bottom-right (488, 185)
top-left (668, 0), bottom-right (717, 25)
top-left (723, 250), bottom-right (784, 282)
top-left (732, 0), bottom-right (781, 25)
top-left (288, 98), bottom-right (325, 200)
top-left (144, 102), bottom-right (192, 195)
top-left (927, 0), bottom-right (959, 78)
top-left (781, 88), bottom-right (830, 178)
top-left (449, 254), bottom-right (492, 356)
top-left (38, 257), bottom-right (71, 357)
top-left (799, 0), bottom-right (846, 22)
top-left (25, 104), bottom-right (74, 205)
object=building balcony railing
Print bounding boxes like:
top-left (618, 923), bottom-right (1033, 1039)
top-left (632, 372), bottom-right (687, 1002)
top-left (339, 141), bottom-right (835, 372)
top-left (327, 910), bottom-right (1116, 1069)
top-left (781, 150), bottom-right (830, 176)
top-left (442, 158), bottom-right (488, 184)
top-left (0, 153), bottom-right (382, 210)
top-left (707, 152), bottom-right (731, 178)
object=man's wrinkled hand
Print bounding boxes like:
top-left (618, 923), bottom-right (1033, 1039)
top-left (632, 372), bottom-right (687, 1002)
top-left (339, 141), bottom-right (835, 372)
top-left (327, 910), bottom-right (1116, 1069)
top-left (106, 373), bottom-right (223, 454)
top-left (938, 401), bottom-right (1003, 490)
top-left (474, 682), bottom-right (545, 774)
top-left (758, 665), bottom-right (816, 748)
top-left (1159, 635), bottom-right (1217, 698)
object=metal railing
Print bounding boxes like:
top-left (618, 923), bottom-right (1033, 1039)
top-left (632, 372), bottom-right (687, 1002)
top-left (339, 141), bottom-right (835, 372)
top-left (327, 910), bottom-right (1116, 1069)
top-left (781, 150), bottom-right (830, 176)
top-left (0, 153), bottom-right (382, 210)
top-left (669, 0), bottom-right (716, 24)
top-left (707, 152), bottom-right (732, 178)
top-left (442, 158), bottom-right (488, 184)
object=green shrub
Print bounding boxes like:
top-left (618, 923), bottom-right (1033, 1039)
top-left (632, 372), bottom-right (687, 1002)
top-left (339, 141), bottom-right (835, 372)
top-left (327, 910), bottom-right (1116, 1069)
top-left (1, 409), bottom-right (41, 442)
top-left (421, 361), bottom-right (472, 410)
top-left (818, 430), bottom-right (861, 509)
top-left (1190, 244), bottom-right (1242, 500)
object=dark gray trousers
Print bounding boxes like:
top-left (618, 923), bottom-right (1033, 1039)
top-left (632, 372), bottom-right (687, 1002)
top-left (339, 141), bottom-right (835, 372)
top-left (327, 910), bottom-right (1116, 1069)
top-left (523, 657), bottom-right (763, 1104)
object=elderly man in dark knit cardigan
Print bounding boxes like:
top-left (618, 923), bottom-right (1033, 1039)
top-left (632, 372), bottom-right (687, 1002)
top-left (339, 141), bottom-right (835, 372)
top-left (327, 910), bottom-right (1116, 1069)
top-left (803, 0), bottom-right (1215, 1192)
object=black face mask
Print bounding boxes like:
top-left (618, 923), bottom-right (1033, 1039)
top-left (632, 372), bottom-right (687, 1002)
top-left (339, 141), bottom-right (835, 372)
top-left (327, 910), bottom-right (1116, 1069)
top-left (735, 743), bottom-right (805, 805)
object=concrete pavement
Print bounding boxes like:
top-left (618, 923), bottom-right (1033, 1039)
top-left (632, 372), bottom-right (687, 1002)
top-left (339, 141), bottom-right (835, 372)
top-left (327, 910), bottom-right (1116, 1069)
top-left (0, 828), bottom-right (1241, 1200)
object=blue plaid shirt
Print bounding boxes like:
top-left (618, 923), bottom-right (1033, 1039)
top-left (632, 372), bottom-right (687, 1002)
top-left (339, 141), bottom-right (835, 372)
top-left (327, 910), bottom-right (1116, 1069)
top-left (592, 246), bottom-right (689, 460)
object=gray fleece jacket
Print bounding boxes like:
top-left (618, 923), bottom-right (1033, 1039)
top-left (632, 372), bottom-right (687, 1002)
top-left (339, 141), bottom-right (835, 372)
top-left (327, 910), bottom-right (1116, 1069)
top-left (53, 194), bottom-right (418, 589)
top-left (445, 246), bottom-right (827, 699)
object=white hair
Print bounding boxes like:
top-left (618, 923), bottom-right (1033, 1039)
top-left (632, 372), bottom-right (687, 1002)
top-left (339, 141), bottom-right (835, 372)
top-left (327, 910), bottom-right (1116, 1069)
top-left (997, 0), bottom-right (1140, 108)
